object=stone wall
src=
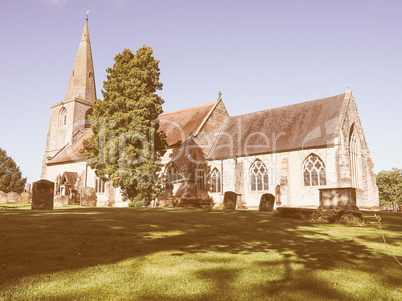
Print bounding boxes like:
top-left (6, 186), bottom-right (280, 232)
top-left (42, 99), bottom-right (92, 180)
top-left (209, 147), bottom-right (338, 209)
top-left (336, 91), bottom-right (379, 207)
top-left (193, 100), bottom-right (229, 157)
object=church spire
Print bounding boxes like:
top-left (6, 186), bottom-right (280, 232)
top-left (64, 14), bottom-right (96, 102)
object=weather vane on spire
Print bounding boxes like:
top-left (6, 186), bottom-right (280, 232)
top-left (86, 10), bottom-right (89, 21)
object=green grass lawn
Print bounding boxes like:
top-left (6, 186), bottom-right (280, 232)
top-left (0, 207), bottom-right (401, 300)
top-left (0, 202), bottom-right (31, 209)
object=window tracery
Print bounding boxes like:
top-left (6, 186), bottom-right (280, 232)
top-left (303, 154), bottom-right (326, 186)
top-left (250, 160), bottom-right (269, 191)
top-left (165, 164), bottom-right (179, 190)
top-left (211, 168), bottom-right (221, 193)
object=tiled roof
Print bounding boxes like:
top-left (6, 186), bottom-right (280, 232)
top-left (62, 171), bottom-right (79, 185)
top-left (47, 130), bottom-right (92, 164)
top-left (47, 101), bottom-right (217, 164)
top-left (207, 94), bottom-right (346, 160)
top-left (158, 101), bottom-right (217, 146)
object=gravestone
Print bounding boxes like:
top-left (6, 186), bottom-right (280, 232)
top-left (79, 187), bottom-right (97, 207)
top-left (54, 195), bottom-right (69, 207)
top-left (20, 192), bottom-right (31, 203)
top-left (7, 192), bottom-right (20, 202)
top-left (32, 180), bottom-right (54, 210)
top-left (259, 193), bottom-right (275, 211)
top-left (0, 191), bottom-right (6, 204)
top-left (223, 191), bottom-right (237, 210)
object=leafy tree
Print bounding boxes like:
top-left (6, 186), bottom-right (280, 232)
top-left (82, 47), bottom-right (167, 207)
top-left (0, 148), bottom-right (26, 193)
top-left (376, 168), bottom-right (402, 211)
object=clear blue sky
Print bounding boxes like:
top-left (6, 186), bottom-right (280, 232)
top-left (0, 0), bottom-right (401, 184)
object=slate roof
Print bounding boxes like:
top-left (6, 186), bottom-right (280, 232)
top-left (207, 94), bottom-right (346, 160)
top-left (47, 101), bottom-right (217, 164)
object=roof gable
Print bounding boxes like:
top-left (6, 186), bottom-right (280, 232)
top-left (158, 101), bottom-right (217, 146)
top-left (61, 172), bottom-right (79, 185)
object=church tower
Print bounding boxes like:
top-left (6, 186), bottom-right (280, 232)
top-left (42, 15), bottom-right (96, 178)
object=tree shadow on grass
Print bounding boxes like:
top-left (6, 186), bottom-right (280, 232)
top-left (0, 208), bottom-right (401, 300)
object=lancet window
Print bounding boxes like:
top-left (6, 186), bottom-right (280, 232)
top-left (210, 168), bottom-right (221, 193)
top-left (350, 127), bottom-right (360, 188)
top-left (58, 107), bottom-right (67, 128)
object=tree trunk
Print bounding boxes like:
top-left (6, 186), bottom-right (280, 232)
top-left (392, 201), bottom-right (398, 212)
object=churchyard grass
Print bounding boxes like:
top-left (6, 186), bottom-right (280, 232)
top-left (0, 202), bottom-right (31, 209)
top-left (0, 207), bottom-right (401, 300)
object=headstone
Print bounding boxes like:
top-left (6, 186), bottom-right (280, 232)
top-left (7, 192), bottom-right (20, 202)
top-left (54, 195), bottom-right (69, 207)
top-left (32, 180), bottom-right (54, 210)
top-left (20, 192), bottom-right (31, 203)
top-left (0, 191), bottom-right (6, 204)
top-left (223, 191), bottom-right (237, 210)
top-left (259, 193), bottom-right (275, 211)
top-left (79, 187), bottom-right (97, 207)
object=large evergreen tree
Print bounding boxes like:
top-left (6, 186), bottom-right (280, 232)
top-left (82, 46), bottom-right (167, 206)
top-left (376, 168), bottom-right (402, 211)
top-left (0, 148), bottom-right (26, 193)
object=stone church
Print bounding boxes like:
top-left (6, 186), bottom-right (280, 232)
top-left (41, 18), bottom-right (379, 209)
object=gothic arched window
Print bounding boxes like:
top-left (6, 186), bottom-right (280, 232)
top-left (349, 126), bottom-right (360, 188)
top-left (210, 168), bottom-right (221, 193)
top-left (58, 107), bottom-right (67, 128)
top-left (165, 164), bottom-right (179, 190)
top-left (85, 108), bottom-right (93, 128)
top-left (250, 160), bottom-right (269, 191)
top-left (303, 154), bottom-right (326, 186)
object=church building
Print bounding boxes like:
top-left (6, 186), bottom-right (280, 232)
top-left (41, 17), bottom-right (379, 209)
